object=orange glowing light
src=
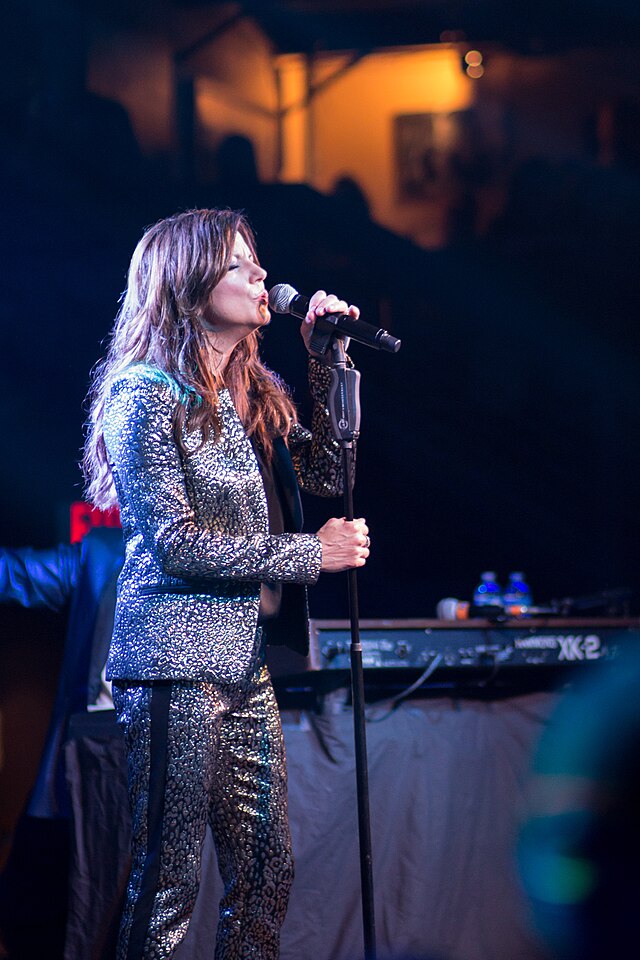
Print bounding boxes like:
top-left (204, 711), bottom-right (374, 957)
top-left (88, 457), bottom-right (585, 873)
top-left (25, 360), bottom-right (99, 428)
top-left (464, 50), bottom-right (483, 67)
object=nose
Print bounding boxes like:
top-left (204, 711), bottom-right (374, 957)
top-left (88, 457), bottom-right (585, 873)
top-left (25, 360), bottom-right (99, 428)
top-left (252, 262), bottom-right (267, 282)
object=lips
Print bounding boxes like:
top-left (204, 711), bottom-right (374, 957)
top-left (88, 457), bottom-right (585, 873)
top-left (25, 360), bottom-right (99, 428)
top-left (256, 293), bottom-right (270, 321)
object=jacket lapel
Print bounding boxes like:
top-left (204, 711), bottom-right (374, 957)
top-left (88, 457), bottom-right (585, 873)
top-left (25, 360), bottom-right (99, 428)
top-left (272, 436), bottom-right (303, 532)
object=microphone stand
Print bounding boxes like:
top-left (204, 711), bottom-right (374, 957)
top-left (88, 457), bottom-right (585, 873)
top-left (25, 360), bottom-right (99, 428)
top-left (322, 332), bottom-right (377, 960)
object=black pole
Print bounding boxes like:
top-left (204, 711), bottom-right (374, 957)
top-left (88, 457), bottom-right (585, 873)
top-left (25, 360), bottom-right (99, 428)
top-left (325, 336), bottom-right (377, 960)
top-left (343, 445), bottom-right (377, 960)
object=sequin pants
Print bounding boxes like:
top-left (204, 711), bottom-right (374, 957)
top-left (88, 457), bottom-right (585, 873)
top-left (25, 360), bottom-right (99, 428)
top-left (112, 664), bottom-right (294, 960)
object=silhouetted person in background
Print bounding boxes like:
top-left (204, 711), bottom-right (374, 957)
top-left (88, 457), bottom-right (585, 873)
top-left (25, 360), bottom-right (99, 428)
top-left (0, 527), bottom-right (124, 959)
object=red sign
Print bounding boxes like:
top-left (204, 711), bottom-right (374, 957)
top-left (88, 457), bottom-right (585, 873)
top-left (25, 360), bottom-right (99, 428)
top-left (70, 501), bottom-right (121, 543)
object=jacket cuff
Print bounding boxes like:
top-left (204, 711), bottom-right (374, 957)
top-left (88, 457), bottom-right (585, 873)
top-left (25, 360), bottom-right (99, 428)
top-left (308, 355), bottom-right (354, 399)
top-left (305, 533), bottom-right (323, 584)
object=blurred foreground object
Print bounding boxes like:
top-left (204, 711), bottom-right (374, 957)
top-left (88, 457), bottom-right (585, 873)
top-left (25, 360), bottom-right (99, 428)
top-left (518, 638), bottom-right (640, 959)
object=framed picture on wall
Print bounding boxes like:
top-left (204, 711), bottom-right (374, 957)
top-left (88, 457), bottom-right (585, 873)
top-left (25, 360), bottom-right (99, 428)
top-left (394, 111), bottom-right (470, 200)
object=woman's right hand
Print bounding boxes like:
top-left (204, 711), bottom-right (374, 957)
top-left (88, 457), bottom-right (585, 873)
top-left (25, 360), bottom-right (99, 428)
top-left (300, 290), bottom-right (359, 355)
top-left (317, 517), bottom-right (370, 572)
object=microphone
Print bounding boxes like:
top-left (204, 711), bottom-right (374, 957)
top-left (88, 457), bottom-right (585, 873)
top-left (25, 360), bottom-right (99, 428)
top-left (268, 283), bottom-right (401, 353)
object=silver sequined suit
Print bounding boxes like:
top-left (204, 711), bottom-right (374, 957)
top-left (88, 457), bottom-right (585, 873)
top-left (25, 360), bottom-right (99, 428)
top-left (104, 359), bottom-right (343, 684)
top-left (112, 666), bottom-right (291, 960)
top-left (103, 358), bottom-right (345, 959)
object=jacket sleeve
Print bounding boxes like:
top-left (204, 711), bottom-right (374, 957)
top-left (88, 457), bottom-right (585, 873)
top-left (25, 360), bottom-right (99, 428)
top-left (103, 368), bottom-right (322, 585)
top-left (0, 544), bottom-right (81, 610)
top-left (288, 357), bottom-right (356, 497)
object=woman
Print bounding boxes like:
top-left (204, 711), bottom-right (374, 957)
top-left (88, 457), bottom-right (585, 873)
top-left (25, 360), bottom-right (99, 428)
top-left (83, 208), bottom-right (369, 960)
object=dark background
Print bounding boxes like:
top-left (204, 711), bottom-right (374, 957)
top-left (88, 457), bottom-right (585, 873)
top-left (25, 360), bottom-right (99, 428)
top-left (0, 0), bottom-right (639, 661)
top-left (2, 1), bottom-right (639, 618)
top-left (0, 0), bottom-right (639, 934)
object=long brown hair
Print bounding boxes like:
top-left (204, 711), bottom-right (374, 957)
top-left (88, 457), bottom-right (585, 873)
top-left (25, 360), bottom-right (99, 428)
top-left (83, 208), bottom-right (297, 509)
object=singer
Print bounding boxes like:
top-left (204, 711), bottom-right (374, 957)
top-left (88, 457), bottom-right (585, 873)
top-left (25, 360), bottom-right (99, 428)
top-left (82, 208), bottom-right (369, 960)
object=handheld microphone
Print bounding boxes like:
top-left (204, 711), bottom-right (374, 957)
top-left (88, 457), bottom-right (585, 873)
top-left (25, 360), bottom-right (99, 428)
top-left (268, 283), bottom-right (401, 354)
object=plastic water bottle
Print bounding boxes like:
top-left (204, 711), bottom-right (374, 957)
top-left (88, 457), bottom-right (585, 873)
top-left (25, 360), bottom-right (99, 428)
top-left (503, 571), bottom-right (533, 617)
top-left (472, 571), bottom-right (503, 609)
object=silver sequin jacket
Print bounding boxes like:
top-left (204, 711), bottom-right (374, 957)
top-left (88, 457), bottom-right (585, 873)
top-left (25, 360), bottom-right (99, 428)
top-left (103, 358), bottom-right (344, 683)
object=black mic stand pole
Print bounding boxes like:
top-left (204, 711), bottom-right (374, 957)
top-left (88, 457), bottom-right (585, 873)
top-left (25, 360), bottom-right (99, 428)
top-left (322, 332), bottom-right (376, 960)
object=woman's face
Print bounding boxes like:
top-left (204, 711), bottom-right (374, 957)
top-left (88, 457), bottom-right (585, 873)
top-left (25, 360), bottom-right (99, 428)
top-left (202, 232), bottom-right (270, 344)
